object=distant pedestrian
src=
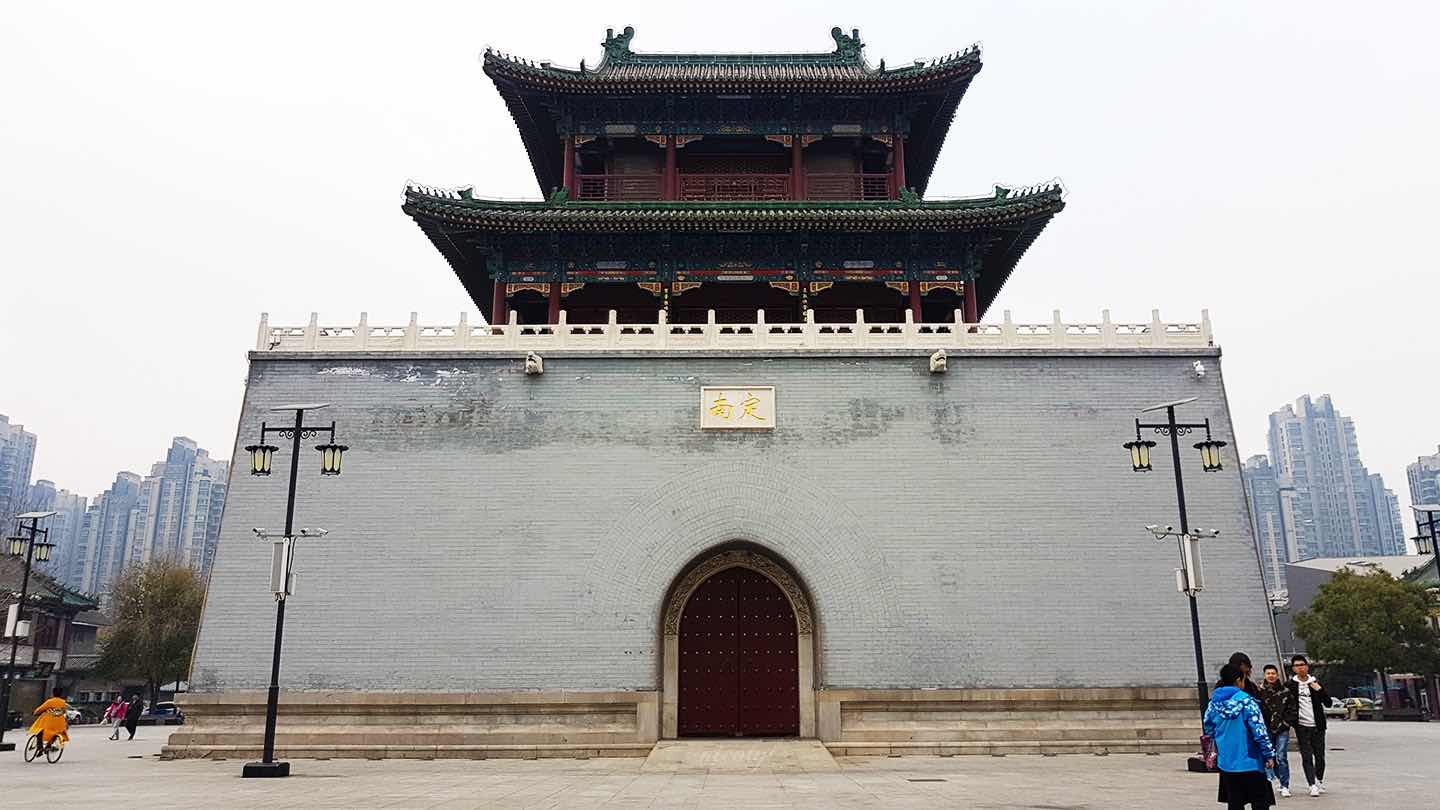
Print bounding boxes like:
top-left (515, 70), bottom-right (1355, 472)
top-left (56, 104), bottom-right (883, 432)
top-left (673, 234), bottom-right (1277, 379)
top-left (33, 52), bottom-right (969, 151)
top-left (105, 696), bottom-right (125, 740)
top-left (123, 696), bottom-right (144, 740)
top-left (1257, 664), bottom-right (1297, 798)
top-left (1203, 663), bottom-right (1276, 810)
top-left (1288, 655), bottom-right (1331, 797)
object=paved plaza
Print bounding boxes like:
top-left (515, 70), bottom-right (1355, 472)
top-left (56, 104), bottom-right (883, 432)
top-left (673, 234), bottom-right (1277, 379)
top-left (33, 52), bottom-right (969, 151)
top-left (4, 721), bottom-right (1434, 808)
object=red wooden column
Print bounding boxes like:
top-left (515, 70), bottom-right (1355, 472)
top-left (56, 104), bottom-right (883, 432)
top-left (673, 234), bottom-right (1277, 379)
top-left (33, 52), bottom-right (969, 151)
top-left (962, 278), bottom-right (980, 323)
top-left (547, 282), bottom-right (561, 324)
top-left (490, 282), bottom-right (508, 326)
top-left (892, 135), bottom-right (907, 198)
top-left (791, 139), bottom-right (804, 200)
top-left (909, 281), bottom-right (922, 323)
top-left (562, 135), bottom-right (576, 193)
top-left (665, 136), bottom-right (677, 200)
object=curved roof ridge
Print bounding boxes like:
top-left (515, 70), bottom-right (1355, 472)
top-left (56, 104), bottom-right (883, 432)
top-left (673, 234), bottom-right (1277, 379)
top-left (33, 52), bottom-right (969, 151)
top-left (482, 26), bottom-right (980, 80)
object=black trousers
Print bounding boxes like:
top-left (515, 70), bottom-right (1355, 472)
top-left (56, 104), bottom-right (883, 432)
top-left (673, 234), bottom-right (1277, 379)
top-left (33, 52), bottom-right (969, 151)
top-left (1294, 725), bottom-right (1326, 784)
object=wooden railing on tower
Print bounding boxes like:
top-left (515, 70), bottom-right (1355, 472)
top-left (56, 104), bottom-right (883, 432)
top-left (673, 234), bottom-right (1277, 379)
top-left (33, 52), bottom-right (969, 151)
top-left (571, 172), bottom-right (899, 202)
top-left (574, 174), bottom-right (664, 202)
top-left (805, 173), bottom-right (893, 201)
top-left (678, 173), bottom-right (791, 201)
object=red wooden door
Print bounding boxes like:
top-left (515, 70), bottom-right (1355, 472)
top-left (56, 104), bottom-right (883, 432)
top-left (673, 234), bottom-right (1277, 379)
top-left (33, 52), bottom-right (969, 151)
top-left (678, 567), bottom-right (798, 737)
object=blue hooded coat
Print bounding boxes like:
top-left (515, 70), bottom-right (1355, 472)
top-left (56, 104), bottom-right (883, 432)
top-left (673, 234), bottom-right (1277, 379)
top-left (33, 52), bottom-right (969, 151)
top-left (1202, 686), bottom-right (1276, 773)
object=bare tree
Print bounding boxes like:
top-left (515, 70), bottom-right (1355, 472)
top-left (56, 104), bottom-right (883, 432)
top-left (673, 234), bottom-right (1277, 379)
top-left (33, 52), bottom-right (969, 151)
top-left (95, 559), bottom-right (206, 707)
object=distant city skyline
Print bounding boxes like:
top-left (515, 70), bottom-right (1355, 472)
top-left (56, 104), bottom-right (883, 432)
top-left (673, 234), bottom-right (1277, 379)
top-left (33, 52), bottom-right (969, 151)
top-left (1245, 394), bottom-right (1410, 595)
top-left (2, 417), bottom-right (229, 599)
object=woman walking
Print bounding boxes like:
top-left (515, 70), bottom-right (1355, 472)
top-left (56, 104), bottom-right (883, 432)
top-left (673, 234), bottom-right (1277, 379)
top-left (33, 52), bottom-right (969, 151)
top-left (1203, 663), bottom-right (1277, 810)
top-left (105, 696), bottom-right (126, 740)
top-left (123, 695), bottom-right (144, 740)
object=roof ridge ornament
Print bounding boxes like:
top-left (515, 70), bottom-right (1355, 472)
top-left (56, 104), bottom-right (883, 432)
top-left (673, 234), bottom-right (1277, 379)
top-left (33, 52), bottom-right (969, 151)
top-left (602, 26), bottom-right (636, 63)
top-left (831, 26), bottom-right (863, 60)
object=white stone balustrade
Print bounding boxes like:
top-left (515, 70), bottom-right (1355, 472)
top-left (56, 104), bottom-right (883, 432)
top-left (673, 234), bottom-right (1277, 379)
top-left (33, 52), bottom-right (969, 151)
top-left (256, 309), bottom-right (1213, 353)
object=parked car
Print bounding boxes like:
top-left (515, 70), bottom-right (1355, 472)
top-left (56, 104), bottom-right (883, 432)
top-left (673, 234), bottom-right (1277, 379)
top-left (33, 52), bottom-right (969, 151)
top-left (1342, 697), bottom-right (1377, 710)
top-left (1322, 698), bottom-right (1348, 718)
top-left (64, 706), bottom-right (99, 725)
top-left (141, 701), bottom-right (185, 725)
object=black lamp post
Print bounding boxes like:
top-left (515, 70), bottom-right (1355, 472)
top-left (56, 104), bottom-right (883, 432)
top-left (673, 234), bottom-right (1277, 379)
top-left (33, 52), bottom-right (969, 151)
top-left (240, 403), bottom-right (347, 779)
top-left (1123, 397), bottom-right (1228, 715)
top-left (0, 511), bottom-right (58, 753)
top-left (1411, 505), bottom-right (1440, 720)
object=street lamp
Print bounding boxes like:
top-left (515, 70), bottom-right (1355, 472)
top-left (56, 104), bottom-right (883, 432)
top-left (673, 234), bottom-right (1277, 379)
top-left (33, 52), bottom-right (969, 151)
top-left (240, 403), bottom-right (347, 780)
top-left (1123, 397), bottom-right (1230, 716)
top-left (1413, 505), bottom-right (1440, 558)
top-left (0, 511), bottom-right (58, 753)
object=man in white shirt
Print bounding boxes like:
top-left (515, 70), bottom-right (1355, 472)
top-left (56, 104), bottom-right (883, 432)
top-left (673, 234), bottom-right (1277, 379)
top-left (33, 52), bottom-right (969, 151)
top-left (1287, 654), bottom-right (1331, 797)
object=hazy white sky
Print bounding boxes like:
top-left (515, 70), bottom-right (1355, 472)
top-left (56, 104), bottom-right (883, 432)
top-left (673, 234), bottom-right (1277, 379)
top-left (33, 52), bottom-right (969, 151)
top-left (3, 1), bottom-right (1437, 535)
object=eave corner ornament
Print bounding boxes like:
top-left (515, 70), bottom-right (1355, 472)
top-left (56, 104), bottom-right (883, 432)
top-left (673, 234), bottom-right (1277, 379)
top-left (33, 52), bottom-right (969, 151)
top-left (831, 27), bottom-right (863, 60)
top-left (663, 549), bottom-right (813, 636)
top-left (603, 26), bottom-right (636, 62)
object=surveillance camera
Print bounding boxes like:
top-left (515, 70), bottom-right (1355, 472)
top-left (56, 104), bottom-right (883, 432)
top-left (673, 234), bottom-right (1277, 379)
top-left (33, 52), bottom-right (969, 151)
top-left (252, 528), bottom-right (265, 536)
top-left (1192, 360), bottom-right (1206, 379)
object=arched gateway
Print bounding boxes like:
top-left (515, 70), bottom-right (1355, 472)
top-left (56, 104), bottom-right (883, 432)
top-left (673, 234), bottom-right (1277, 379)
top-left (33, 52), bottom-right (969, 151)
top-left (661, 549), bottom-right (816, 738)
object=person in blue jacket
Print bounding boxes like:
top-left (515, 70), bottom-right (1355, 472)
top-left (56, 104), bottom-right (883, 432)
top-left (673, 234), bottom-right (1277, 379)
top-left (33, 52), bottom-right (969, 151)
top-left (1203, 663), bottom-right (1277, 809)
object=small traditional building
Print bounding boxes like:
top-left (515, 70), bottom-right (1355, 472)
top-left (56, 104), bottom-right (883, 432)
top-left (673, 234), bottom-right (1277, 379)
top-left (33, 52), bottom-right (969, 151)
top-left (171, 27), bottom-right (1274, 761)
top-left (1, 557), bottom-right (100, 717)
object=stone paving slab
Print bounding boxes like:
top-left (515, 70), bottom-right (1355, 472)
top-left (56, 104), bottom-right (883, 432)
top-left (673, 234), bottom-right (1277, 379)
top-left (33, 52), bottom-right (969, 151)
top-left (2, 722), bottom-right (1434, 808)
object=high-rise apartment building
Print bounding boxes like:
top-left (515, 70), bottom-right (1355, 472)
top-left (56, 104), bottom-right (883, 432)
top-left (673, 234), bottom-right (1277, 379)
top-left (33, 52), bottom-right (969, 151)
top-left (1409, 446), bottom-right (1440, 544)
top-left (1243, 455), bottom-right (1288, 596)
top-left (0, 414), bottom-right (38, 526)
top-left (1369, 474), bottom-right (1406, 555)
top-left (76, 471), bottom-right (143, 595)
top-left (1266, 394), bottom-right (1402, 560)
top-left (22, 479), bottom-right (88, 582)
top-left (126, 438), bottom-right (228, 572)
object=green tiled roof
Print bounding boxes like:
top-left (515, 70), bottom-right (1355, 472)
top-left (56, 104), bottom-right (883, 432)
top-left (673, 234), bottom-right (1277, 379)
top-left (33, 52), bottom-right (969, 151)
top-left (482, 26), bottom-right (980, 92)
top-left (0, 557), bottom-right (99, 611)
top-left (402, 183), bottom-right (1063, 233)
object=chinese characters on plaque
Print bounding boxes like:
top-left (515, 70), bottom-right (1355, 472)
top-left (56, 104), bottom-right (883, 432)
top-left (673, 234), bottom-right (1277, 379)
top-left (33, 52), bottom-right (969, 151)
top-left (700, 386), bottom-right (776, 430)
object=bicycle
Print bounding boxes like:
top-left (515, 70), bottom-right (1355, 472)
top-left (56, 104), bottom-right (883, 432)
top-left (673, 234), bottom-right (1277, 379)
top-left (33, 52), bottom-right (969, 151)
top-left (22, 731), bottom-right (65, 764)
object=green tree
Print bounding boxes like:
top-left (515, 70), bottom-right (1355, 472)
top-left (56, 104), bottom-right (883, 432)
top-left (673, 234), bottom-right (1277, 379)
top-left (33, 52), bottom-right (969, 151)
top-left (95, 559), bottom-right (206, 706)
top-left (1294, 568), bottom-right (1440, 698)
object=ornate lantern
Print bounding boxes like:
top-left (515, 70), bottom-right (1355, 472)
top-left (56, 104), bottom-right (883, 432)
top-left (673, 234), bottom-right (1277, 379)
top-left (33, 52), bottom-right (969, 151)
top-left (34, 541), bottom-right (54, 562)
top-left (245, 444), bottom-right (278, 476)
top-left (1194, 439), bottom-right (1228, 472)
top-left (315, 443), bottom-right (348, 476)
top-left (7, 535), bottom-right (23, 556)
top-left (1123, 439), bottom-right (1157, 472)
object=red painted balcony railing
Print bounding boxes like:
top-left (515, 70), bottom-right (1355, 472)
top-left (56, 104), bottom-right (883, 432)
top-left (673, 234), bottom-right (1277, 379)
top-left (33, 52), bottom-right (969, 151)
top-left (679, 173), bottom-right (791, 201)
top-left (572, 172), bottom-right (894, 201)
top-left (574, 173), bottom-right (664, 201)
top-left (805, 173), bottom-right (893, 201)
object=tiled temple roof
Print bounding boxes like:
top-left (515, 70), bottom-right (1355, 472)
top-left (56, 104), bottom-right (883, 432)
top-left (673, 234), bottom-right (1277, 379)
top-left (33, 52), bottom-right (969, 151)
top-left (402, 183), bottom-right (1063, 233)
top-left (481, 27), bottom-right (984, 195)
top-left (482, 26), bottom-right (981, 93)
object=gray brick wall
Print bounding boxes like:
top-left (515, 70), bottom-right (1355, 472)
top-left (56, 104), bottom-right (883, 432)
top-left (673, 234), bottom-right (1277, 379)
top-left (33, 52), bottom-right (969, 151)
top-left (192, 349), bottom-right (1276, 693)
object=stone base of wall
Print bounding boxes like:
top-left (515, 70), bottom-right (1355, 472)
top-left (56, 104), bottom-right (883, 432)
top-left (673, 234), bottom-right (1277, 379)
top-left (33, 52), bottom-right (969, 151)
top-left (817, 687), bottom-right (1200, 756)
top-left (163, 687), bottom-right (1200, 760)
top-left (161, 690), bottom-right (658, 761)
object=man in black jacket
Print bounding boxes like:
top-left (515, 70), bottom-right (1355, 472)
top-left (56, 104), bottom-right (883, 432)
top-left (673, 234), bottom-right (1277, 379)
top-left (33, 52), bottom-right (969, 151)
top-left (1258, 663), bottom-right (1297, 797)
top-left (1287, 655), bottom-right (1331, 796)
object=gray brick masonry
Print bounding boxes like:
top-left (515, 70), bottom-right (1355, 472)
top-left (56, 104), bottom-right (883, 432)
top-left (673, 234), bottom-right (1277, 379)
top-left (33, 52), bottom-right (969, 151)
top-left (192, 348), bottom-right (1275, 693)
